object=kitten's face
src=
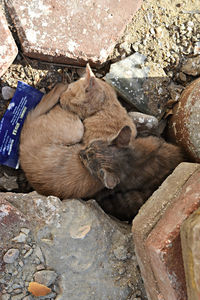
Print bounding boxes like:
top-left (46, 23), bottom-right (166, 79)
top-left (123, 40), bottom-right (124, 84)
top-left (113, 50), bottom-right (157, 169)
top-left (60, 64), bottom-right (105, 119)
top-left (80, 140), bottom-right (120, 189)
top-left (79, 126), bottom-right (132, 189)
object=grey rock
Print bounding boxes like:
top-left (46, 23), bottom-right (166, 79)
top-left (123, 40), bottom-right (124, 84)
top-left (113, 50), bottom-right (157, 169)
top-left (0, 174), bottom-right (18, 191)
top-left (2, 192), bottom-right (146, 300)
top-left (12, 232), bottom-right (27, 243)
top-left (3, 248), bottom-right (19, 263)
top-left (1, 294), bottom-right (11, 300)
top-left (11, 294), bottom-right (25, 300)
top-left (35, 198), bottom-right (145, 300)
top-left (105, 53), bottom-right (170, 118)
top-left (34, 270), bottom-right (57, 286)
top-left (181, 56), bottom-right (200, 76)
top-left (1, 86), bottom-right (16, 100)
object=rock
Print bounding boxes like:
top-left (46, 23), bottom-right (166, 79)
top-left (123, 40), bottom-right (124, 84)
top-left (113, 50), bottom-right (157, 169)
top-left (0, 8), bottom-right (18, 77)
top-left (12, 232), bottom-right (27, 243)
top-left (0, 192), bottom-right (146, 299)
top-left (0, 174), bottom-right (18, 191)
top-left (34, 270), bottom-right (57, 286)
top-left (168, 78), bottom-right (200, 162)
top-left (181, 208), bottom-right (200, 300)
top-left (128, 111), bottom-right (160, 136)
top-left (1, 294), bottom-right (10, 300)
top-left (194, 41), bottom-right (200, 55)
top-left (132, 162), bottom-right (200, 300)
top-left (3, 248), bottom-right (19, 263)
top-left (181, 56), bottom-right (200, 76)
top-left (105, 53), bottom-right (170, 118)
top-left (1, 86), bottom-right (16, 100)
top-left (6, 0), bottom-right (142, 67)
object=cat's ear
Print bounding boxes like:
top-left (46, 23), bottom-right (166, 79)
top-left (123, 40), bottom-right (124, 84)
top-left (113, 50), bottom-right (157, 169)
top-left (85, 63), bottom-right (97, 91)
top-left (99, 168), bottom-right (120, 189)
top-left (111, 126), bottom-right (131, 147)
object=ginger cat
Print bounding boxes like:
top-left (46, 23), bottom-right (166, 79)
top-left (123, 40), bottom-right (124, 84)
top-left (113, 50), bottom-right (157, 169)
top-left (80, 126), bottom-right (183, 220)
top-left (20, 65), bottom-right (136, 199)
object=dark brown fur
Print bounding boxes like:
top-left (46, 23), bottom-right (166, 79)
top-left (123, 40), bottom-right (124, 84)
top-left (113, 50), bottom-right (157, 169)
top-left (80, 126), bottom-right (183, 221)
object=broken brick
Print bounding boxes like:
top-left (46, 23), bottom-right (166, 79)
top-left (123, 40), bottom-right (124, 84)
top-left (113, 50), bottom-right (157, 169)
top-left (0, 7), bottom-right (18, 77)
top-left (168, 78), bottom-right (200, 162)
top-left (6, 0), bottom-right (142, 67)
top-left (132, 162), bottom-right (200, 300)
top-left (181, 207), bottom-right (200, 300)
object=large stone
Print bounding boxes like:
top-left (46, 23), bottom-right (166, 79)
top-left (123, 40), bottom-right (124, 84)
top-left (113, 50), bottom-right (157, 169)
top-left (168, 78), bottom-right (200, 162)
top-left (132, 162), bottom-right (200, 300)
top-left (2, 192), bottom-right (146, 300)
top-left (181, 207), bottom-right (200, 300)
top-left (6, 0), bottom-right (142, 67)
top-left (105, 53), bottom-right (170, 118)
top-left (0, 7), bottom-right (18, 76)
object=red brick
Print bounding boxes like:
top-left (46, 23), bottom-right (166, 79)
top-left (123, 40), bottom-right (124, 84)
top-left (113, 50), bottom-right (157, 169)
top-left (168, 78), bottom-right (200, 162)
top-left (145, 170), bottom-right (200, 300)
top-left (132, 162), bottom-right (200, 300)
top-left (0, 7), bottom-right (18, 77)
top-left (181, 208), bottom-right (200, 300)
top-left (6, 0), bottom-right (142, 67)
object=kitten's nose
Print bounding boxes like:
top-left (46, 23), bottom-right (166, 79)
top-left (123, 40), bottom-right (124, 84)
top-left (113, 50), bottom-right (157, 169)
top-left (79, 150), bottom-right (87, 160)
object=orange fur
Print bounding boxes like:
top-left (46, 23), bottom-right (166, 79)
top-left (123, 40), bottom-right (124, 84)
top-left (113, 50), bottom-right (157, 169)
top-left (20, 65), bottom-right (136, 199)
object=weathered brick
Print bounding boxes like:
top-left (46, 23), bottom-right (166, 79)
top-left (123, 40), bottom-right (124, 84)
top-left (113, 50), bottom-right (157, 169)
top-left (168, 78), bottom-right (200, 162)
top-left (146, 170), bottom-right (200, 300)
top-left (6, 0), bottom-right (142, 67)
top-left (0, 7), bottom-right (18, 77)
top-left (132, 162), bottom-right (200, 300)
top-left (181, 208), bottom-right (200, 300)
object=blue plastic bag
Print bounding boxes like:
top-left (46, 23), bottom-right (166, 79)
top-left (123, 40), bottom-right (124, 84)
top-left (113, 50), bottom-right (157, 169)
top-left (0, 81), bottom-right (44, 169)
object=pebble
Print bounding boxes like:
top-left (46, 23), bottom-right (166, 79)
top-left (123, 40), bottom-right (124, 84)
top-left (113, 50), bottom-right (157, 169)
top-left (11, 294), bottom-right (25, 300)
top-left (34, 245), bottom-right (45, 263)
top-left (34, 270), bottom-right (58, 286)
top-left (1, 294), bottom-right (10, 300)
top-left (1, 86), bottom-right (15, 100)
top-left (20, 228), bottom-right (30, 235)
top-left (23, 248), bottom-right (33, 258)
top-left (179, 72), bottom-right (187, 82)
top-left (12, 232), bottom-right (27, 243)
top-left (113, 246), bottom-right (128, 261)
top-left (3, 249), bottom-right (19, 264)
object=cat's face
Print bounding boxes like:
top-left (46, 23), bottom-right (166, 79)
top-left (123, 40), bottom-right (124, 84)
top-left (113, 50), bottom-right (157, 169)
top-left (60, 64), bottom-right (105, 119)
top-left (80, 126), bottom-right (132, 189)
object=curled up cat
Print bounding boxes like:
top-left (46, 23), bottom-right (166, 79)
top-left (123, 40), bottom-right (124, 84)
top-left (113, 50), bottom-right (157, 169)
top-left (19, 64), bottom-right (137, 199)
top-left (80, 125), bottom-right (183, 221)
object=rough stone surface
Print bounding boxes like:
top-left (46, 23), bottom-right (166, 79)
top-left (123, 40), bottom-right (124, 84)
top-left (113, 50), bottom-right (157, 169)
top-left (6, 0), bottom-right (142, 67)
top-left (168, 78), bottom-right (200, 162)
top-left (1, 86), bottom-right (16, 100)
top-left (132, 162), bottom-right (200, 300)
top-left (181, 207), bottom-right (200, 300)
top-left (0, 7), bottom-right (18, 77)
top-left (105, 53), bottom-right (170, 118)
top-left (181, 56), bottom-right (200, 76)
top-left (0, 192), bottom-right (146, 300)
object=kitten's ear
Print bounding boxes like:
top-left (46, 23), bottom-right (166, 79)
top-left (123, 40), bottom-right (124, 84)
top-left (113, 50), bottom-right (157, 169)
top-left (111, 126), bottom-right (132, 147)
top-left (99, 168), bottom-right (120, 189)
top-left (85, 63), bottom-right (96, 91)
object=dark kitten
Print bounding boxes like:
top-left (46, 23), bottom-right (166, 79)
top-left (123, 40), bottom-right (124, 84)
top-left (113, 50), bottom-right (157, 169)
top-left (80, 126), bottom-right (183, 221)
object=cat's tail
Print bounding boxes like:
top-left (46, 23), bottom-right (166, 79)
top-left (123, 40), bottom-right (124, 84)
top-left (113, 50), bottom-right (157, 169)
top-left (28, 83), bottom-right (68, 120)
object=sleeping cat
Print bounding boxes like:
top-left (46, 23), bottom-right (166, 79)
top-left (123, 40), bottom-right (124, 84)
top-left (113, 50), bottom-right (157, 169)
top-left (80, 126), bottom-right (183, 220)
top-left (20, 64), bottom-right (137, 199)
